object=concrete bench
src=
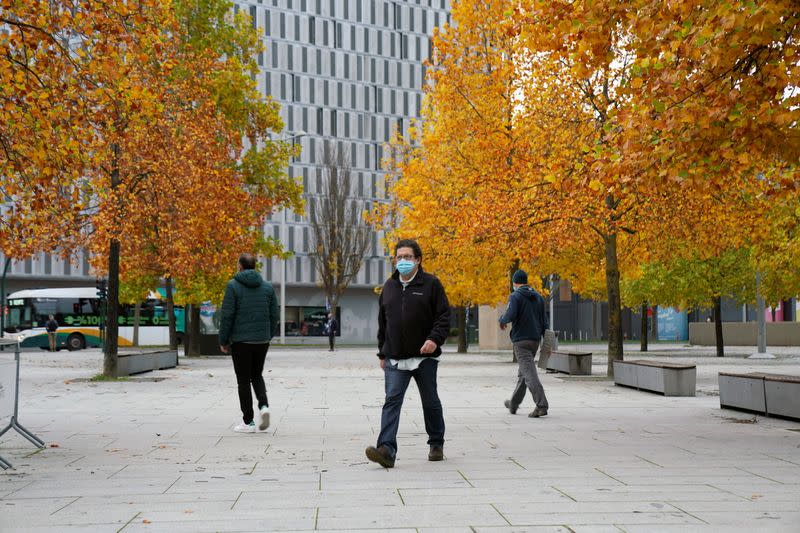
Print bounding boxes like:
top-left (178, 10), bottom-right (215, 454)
top-left (117, 350), bottom-right (178, 377)
top-left (719, 372), bottom-right (800, 421)
top-left (546, 351), bottom-right (592, 375)
top-left (614, 360), bottom-right (696, 397)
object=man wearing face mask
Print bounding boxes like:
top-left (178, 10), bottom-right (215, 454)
top-left (365, 239), bottom-right (451, 468)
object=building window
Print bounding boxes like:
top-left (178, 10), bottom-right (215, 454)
top-left (282, 306), bottom-right (340, 337)
top-left (334, 22), bottom-right (342, 48)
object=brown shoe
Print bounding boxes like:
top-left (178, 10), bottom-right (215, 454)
top-left (365, 445), bottom-right (395, 468)
top-left (428, 445), bottom-right (444, 461)
top-left (529, 407), bottom-right (548, 418)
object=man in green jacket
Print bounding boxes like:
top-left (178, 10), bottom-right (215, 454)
top-left (219, 253), bottom-right (279, 433)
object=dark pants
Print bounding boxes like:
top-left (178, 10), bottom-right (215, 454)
top-left (510, 340), bottom-right (548, 410)
top-left (231, 342), bottom-right (269, 424)
top-left (377, 358), bottom-right (444, 458)
top-left (328, 334), bottom-right (335, 350)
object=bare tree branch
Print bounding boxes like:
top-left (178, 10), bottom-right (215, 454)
top-left (309, 142), bottom-right (372, 311)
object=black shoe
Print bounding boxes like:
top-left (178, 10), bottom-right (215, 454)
top-left (428, 445), bottom-right (444, 461)
top-left (504, 400), bottom-right (518, 415)
top-left (365, 445), bottom-right (395, 468)
top-left (529, 407), bottom-right (548, 418)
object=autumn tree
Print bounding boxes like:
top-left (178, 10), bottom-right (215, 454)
top-left (622, 249), bottom-right (756, 357)
top-left (1, 1), bottom-right (302, 374)
top-left (389, 0), bottom-right (797, 375)
top-left (378, 0), bottom-right (548, 353)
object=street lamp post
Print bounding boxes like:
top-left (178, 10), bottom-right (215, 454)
top-left (279, 207), bottom-right (286, 345)
top-left (273, 130), bottom-right (305, 346)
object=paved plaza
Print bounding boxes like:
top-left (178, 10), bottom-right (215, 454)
top-left (1, 343), bottom-right (799, 532)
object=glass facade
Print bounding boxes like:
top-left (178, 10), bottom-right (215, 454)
top-left (246, 0), bottom-right (452, 289)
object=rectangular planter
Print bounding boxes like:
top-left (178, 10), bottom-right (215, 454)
top-left (764, 374), bottom-right (800, 421)
top-left (718, 373), bottom-right (767, 414)
top-left (117, 350), bottom-right (178, 377)
top-left (547, 351), bottom-right (592, 375)
top-left (614, 360), bottom-right (696, 396)
top-left (613, 361), bottom-right (639, 388)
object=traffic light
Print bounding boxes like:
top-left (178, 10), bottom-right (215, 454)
top-left (95, 278), bottom-right (107, 300)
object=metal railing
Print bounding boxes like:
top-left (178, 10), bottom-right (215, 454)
top-left (0, 338), bottom-right (45, 469)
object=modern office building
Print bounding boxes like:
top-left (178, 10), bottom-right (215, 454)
top-left (242, 0), bottom-right (453, 344)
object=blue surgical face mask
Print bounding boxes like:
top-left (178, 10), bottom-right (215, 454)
top-left (396, 259), bottom-right (416, 276)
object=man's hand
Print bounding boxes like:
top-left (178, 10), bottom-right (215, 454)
top-left (380, 358), bottom-right (386, 369)
top-left (220, 345), bottom-right (229, 354)
top-left (499, 322), bottom-right (507, 331)
top-left (420, 339), bottom-right (437, 354)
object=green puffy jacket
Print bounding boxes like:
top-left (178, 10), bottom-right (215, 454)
top-left (218, 269), bottom-right (279, 346)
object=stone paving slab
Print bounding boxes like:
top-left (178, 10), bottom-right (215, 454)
top-left (1, 345), bottom-right (799, 531)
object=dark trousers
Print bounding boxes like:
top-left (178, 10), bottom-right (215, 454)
top-left (328, 334), bottom-right (335, 350)
top-left (231, 342), bottom-right (269, 424)
top-left (377, 358), bottom-right (444, 458)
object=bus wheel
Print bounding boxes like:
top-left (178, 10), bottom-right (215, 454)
top-left (67, 333), bottom-right (85, 351)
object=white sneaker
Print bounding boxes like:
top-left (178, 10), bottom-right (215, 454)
top-left (233, 422), bottom-right (256, 433)
top-left (258, 406), bottom-right (270, 431)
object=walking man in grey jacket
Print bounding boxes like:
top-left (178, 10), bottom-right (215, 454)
top-left (219, 253), bottom-right (279, 433)
top-left (499, 269), bottom-right (549, 418)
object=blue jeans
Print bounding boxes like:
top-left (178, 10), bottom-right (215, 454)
top-left (377, 358), bottom-right (445, 458)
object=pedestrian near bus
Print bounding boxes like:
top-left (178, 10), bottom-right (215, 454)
top-left (365, 239), bottom-right (451, 468)
top-left (219, 253), bottom-right (279, 433)
top-left (46, 314), bottom-right (58, 352)
top-left (499, 269), bottom-right (549, 418)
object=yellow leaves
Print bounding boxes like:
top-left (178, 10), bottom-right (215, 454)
top-left (588, 179), bottom-right (603, 192)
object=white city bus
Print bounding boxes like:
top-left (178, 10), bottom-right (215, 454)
top-left (3, 288), bottom-right (184, 350)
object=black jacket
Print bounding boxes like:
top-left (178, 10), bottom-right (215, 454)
top-left (377, 266), bottom-right (450, 360)
top-left (498, 285), bottom-right (548, 342)
top-left (324, 318), bottom-right (338, 336)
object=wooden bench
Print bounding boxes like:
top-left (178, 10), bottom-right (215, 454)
top-left (719, 372), bottom-right (800, 420)
top-left (546, 351), bottom-right (592, 375)
top-left (613, 360), bottom-right (696, 397)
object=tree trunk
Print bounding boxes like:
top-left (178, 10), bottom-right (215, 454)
top-left (165, 276), bottom-right (177, 351)
top-left (187, 304), bottom-right (201, 356)
top-left (604, 232), bottom-right (623, 376)
top-left (103, 238), bottom-right (120, 377)
top-left (714, 295), bottom-right (724, 358)
top-left (103, 142), bottom-right (121, 377)
top-left (640, 303), bottom-right (648, 352)
top-left (133, 301), bottom-right (141, 346)
top-left (456, 306), bottom-right (467, 353)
